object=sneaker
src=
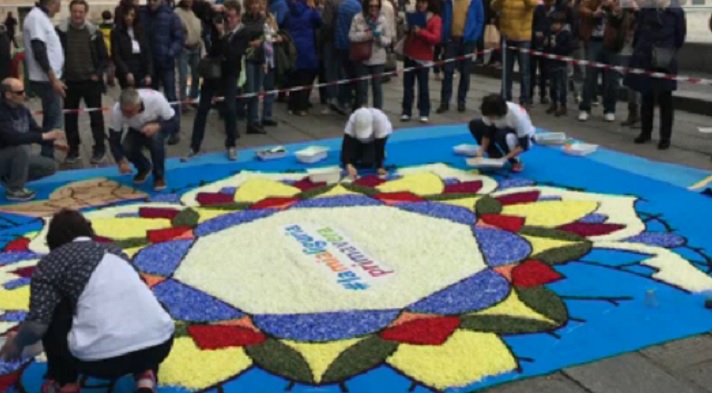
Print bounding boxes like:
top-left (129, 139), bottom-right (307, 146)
top-left (133, 170), bottom-right (151, 184)
top-left (247, 124), bottom-right (267, 134)
top-left (154, 177), bottom-right (167, 191)
top-left (320, 106), bottom-right (331, 115)
top-left (511, 160), bottom-right (524, 173)
top-left (6, 188), bottom-right (37, 202)
top-left (181, 149), bottom-right (199, 162)
top-left (134, 370), bottom-right (157, 393)
top-left (657, 140), bottom-right (671, 150)
top-left (419, 116), bottom-right (429, 123)
top-left (167, 134), bottom-right (181, 145)
top-left (41, 380), bottom-right (80, 393)
top-left (634, 134), bottom-right (651, 144)
top-left (578, 111), bottom-right (589, 122)
top-left (604, 113), bottom-right (616, 122)
top-left (90, 150), bottom-right (106, 165)
top-left (227, 147), bottom-right (238, 161)
top-left (436, 104), bottom-right (449, 114)
top-left (457, 103), bottom-right (466, 113)
top-left (400, 114), bottom-right (411, 121)
top-left (262, 119), bottom-right (278, 127)
top-left (64, 151), bottom-right (80, 164)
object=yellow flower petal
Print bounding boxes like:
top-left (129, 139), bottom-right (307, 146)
top-left (159, 337), bottom-right (252, 390)
top-left (0, 286), bottom-right (30, 311)
top-left (123, 246), bottom-right (144, 258)
top-left (194, 207), bottom-right (231, 223)
top-left (316, 185), bottom-right (358, 198)
top-left (283, 338), bottom-right (363, 383)
top-left (387, 330), bottom-right (517, 389)
top-left (501, 200), bottom-right (598, 227)
top-left (521, 235), bottom-right (576, 256)
top-left (91, 218), bottom-right (172, 240)
top-left (472, 290), bottom-right (555, 324)
top-left (233, 179), bottom-right (300, 203)
top-left (439, 197), bottom-right (480, 212)
top-left (377, 173), bottom-right (444, 195)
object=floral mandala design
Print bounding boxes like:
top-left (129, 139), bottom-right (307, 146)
top-left (1, 163), bottom-right (711, 392)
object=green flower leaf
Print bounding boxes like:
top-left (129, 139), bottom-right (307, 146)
top-left (245, 339), bottom-right (315, 384)
top-left (424, 193), bottom-right (481, 202)
top-left (174, 321), bottom-right (190, 338)
top-left (459, 315), bottom-right (559, 334)
top-left (519, 226), bottom-right (587, 242)
top-left (202, 202), bottom-right (252, 211)
top-left (475, 195), bottom-right (502, 215)
top-left (115, 237), bottom-right (149, 249)
top-left (342, 182), bottom-right (380, 196)
top-left (533, 241), bottom-right (592, 265)
top-left (516, 286), bottom-right (568, 324)
top-left (172, 208), bottom-right (200, 227)
top-left (297, 184), bottom-right (337, 199)
top-left (321, 336), bottom-right (398, 384)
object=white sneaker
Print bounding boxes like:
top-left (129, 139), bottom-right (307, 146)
top-left (321, 106), bottom-right (331, 115)
top-left (604, 113), bottom-right (616, 122)
top-left (180, 149), bottom-right (199, 162)
top-left (227, 147), bottom-right (238, 161)
top-left (419, 116), bottom-right (429, 123)
top-left (578, 111), bottom-right (589, 122)
top-left (401, 114), bottom-right (411, 121)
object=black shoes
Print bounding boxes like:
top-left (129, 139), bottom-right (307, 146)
top-left (634, 134), bottom-right (651, 144)
top-left (247, 124), bottom-right (266, 135)
top-left (436, 104), bottom-right (449, 114)
top-left (658, 140), bottom-right (670, 150)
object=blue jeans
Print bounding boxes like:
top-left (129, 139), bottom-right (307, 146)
top-left (121, 125), bottom-right (172, 180)
top-left (262, 67), bottom-right (275, 122)
top-left (355, 63), bottom-right (385, 109)
top-left (29, 81), bottom-right (62, 158)
top-left (151, 64), bottom-right (180, 135)
top-left (579, 40), bottom-right (619, 114)
top-left (323, 43), bottom-right (341, 103)
top-left (502, 40), bottom-right (531, 104)
top-left (441, 39), bottom-right (475, 106)
top-left (245, 62), bottom-right (265, 126)
top-left (402, 58), bottom-right (430, 117)
top-left (548, 66), bottom-right (568, 105)
top-left (178, 47), bottom-right (201, 102)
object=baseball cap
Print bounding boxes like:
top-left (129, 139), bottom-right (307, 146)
top-left (353, 108), bottom-right (374, 140)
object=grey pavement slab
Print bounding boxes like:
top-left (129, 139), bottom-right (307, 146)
top-left (481, 374), bottom-right (590, 393)
top-left (641, 334), bottom-right (712, 372)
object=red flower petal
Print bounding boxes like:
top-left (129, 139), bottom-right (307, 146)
top-left (4, 237), bottom-right (30, 252)
top-left (94, 236), bottom-right (114, 244)
top-left (196, 192), bottom-right (235, 206)
top-left (0, 371), bottom-right (21, 392)
top-left (380, 316), bottom-right (460, 345)
top-left (480, 214), bottom-right (525, 232)
top-left (557, 222), bottom-right (625, 237)
top-left (496, 191), bottom-right (541, 205)
top-left (374, 192), bottom-right (424, 205)
top-left (12, 266), bottom-right (35, 279)
top-left (292, 178), bottom-right (327, 191)
top-left (355, 175), bottom-right (386, 188)
top-left (444, 180), bottom-right (483, 194)
top-left (188, 324), bottom-right (267, 349)
top-left (147, 227), bottom-right (193, 243)
top-left (511, 259), bottom-right (563, 288)
top-left (139, 207), bottom-right (180, 220)
top-left (250, 197), bottom-right (299, 210)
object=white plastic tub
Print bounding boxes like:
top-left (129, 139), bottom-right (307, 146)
top-left (563, 143), bottom-right (598, 156)
top-left (465, 157), bottom-right (505, 168)
top-left (534, 132), bottom-right (567, 145)
top-left (256, 146), bottom-right (287, 161)
top-left (295, 146), bottom-right (329, 164)
top-left (453, 144), bottom-right (480, 156)
top-left (307, 166), bottom-right (342, 184)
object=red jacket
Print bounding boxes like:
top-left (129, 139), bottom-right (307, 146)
top-left (404, 13), bottom-right (442, 62)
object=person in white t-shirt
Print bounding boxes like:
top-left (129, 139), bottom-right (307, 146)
top-left (469, 94), bottom-right (536, 173)
top-left (0, 209), bottom-right (175, 393)
top-left (108, 88), bottom-right (179, 191)
top-left (341, 107), bottom-right (393, 179)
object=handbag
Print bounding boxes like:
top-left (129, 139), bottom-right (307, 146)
top-left (651, 46), bottom-right (675, 72)
top-left (198, 57), bottom-right (223, 80)
top-left (349, 40), bottom-right (373, 62)
top-left (483, 24), bottom-right (500, 50)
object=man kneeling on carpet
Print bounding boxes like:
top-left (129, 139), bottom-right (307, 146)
top-left (108, 88), bottom-right (178, 191)
top-left (341, 107), bottom-right (393, 180)
top-left (469, 94), bottom-right (536, 173)
top-left (0, 209), bottom-right (175, 393)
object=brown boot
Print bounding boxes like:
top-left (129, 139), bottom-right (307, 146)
top-left (555, 105), bottom-right (568, 117)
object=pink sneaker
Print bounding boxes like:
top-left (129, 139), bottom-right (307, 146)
top-left (41, 380), bottom-right (80, 393)
top-left (134, 370), bottom-right (157, 393)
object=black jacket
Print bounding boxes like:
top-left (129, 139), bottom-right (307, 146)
top-left (55, 20), bottom-right (109, 87)
top-left (207, 26), bottom-right (250, 78)
top-left (0, 30), bottom-right (11, 81)
top-left (111, 25), bottom-right (154, 77)
top-left (0, 101), bottom-right (47, 149)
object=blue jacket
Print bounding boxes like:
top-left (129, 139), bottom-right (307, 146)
top-left (141, 4), bottom-right (184, 68)
top-left (285, 0), bottom-right (322, 70)
top-left (334, 0), bottom-right (361, 50)
top-left (440, 0), bottom-right (484, 44)
top-left (270, 0), bottom-right (289, 27)
top-left (0, 101), bottom-right (47, 149)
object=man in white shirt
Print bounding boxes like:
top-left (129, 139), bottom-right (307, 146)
top-left (108, 88), bottom-right (178, 191)
top-left (469, 94), bottom-right (535, 173)
top-left (23, 0), bottom-right (66, 160)
top-left (341, 107), bottom-right (393, 179)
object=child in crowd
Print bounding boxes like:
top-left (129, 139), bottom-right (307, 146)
top-left (468, 94), bottom-right (536, 173)
top-left (545, 11), bottom-right (574, 116)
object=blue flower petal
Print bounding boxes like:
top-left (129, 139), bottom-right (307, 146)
top-left (626, 232), bottom-right (687, 248)
top-left (134, 240), bottom-right (193, 276)
top-left (152, 279), bottom-right (243, 322)
top-left (407, 269), bottom-right (510, 314)
top-left (194, 209), bottom-right (277, 237)
top-left (397, 202), bottom-right (475, 225)
top-left (474, 227), bottom-right (532, 266)
top-left (497, 178), bottom-right (536, 190)
top-left (253, 310), bottom-right (399, 341)
top-left (1, 310), bottom-right (27, 322)
top-left (3, 277), bottom-right (31, 290)
top-left (580, 213), bottom-right (608, 223)
top-left (0, 252), bottom-right (39, 267)
top-left (292, 195), bottom-right (382, 209)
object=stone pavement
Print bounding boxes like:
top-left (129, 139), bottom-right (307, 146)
top-left (26, 70), bottom-right (712, 393)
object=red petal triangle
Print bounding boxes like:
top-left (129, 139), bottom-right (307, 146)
top-left (443, 180), bottom-right (483, 194)
top-left (557, 222), bottom-right (625, 237)
top-left (12, 266), bottom-right (35, 279)
top-left (147, 227), bottom-right (193, 243)
top-left (480, 214), bottom-right (525, 232)
top-left (188, 324), bottom-right (267, 349)
top-left (496, 191), bottom-right (541, 205)
top-left (196, 192), bottom-right (235, 206)
top-left (4, 237), bottom-right (30, 252)
top-left (292, 177), bottom-right (327, 191)
top-left (250, 197), bottom-right (299, 210)
top-left (95, 236), bottom-right (114, 244)
top-left (380, 316), bottom-right (460, 345)
top-left (139, 207), bottom-right (181, 220)
top-left (374, 192), bottom-right (424, 205)
top-left (0, 371), bottom-right (21, 392)
top-left (511, 259), bottom-right (563, 288)
top-left (355, 175), bottom-right (386, 188)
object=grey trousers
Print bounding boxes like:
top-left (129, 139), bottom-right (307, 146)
top-left (0, 145), bottom-right (57, 191)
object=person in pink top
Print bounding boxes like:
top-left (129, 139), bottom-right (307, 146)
top-left (400, 0), bottom-right (442, 123)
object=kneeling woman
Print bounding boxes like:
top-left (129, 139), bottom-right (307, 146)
top-left (0, 209), bottom-right (174, 393)
top-left (341, 107), bottom-right (393, 179)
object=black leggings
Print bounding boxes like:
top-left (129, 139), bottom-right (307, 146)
top-left (43, 300), bottom-right (174, 385)
top-left (640, 90), bottom-right (674, 142)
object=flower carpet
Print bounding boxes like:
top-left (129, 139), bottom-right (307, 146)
top-left (1, 125), bottom-right (712, 393)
